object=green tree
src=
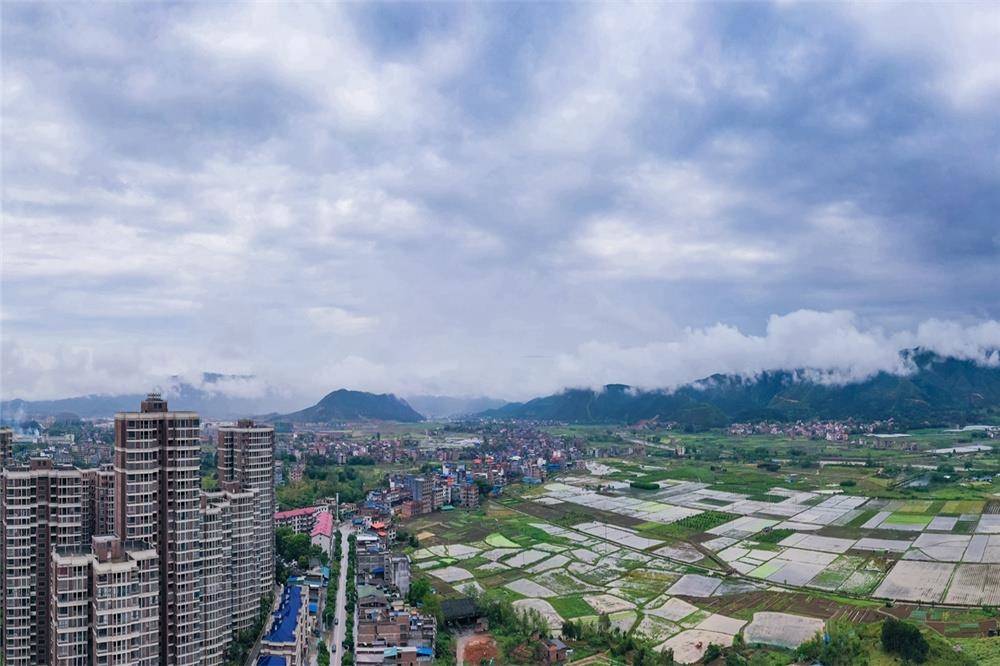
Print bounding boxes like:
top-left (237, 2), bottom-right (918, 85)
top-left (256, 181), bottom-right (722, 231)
top-left (798, 620), bottom-right (867, 666)
top-left (881, 617), bottom-right (929, 663)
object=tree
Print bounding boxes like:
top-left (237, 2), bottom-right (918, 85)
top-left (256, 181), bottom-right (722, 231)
top-left (881, 617), bottom-right (929, 663)
top-left (724, 652), bottom-right (746, 666)
top-left (407, 576), bottom-right (433, 606)
top-left (798, 620), bottom-right (867, 666)
top-left (703, 643), bottom-right (722, 662)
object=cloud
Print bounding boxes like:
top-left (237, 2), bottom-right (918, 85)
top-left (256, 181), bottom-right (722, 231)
top-left (306, 307), bottom-right (379, 336)
top-left (1, 4), bottom-right (997, 402)
top-left (4, 310), bottom-right (999, 403)
top-left (547, 310), bottom-right (1000, 395)
top-left (843, 3), bottom-right (1000, 109)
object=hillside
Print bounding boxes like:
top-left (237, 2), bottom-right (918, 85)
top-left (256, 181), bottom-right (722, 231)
top-left (479, 351), bottom-right (1000, 427)
top-left (271, 389), bottom-right (424, 423)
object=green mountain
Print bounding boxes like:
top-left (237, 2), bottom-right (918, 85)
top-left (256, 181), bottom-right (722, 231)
top-left (272, 389), bottom-right (424, 423)
top-left (479, 351), bottom-right (1000, 427)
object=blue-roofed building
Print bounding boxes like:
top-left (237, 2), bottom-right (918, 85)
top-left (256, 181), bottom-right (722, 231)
top-left (259, 585), bottom-right (309, 666)
top-left (257, 656), bottom-right (287, 666)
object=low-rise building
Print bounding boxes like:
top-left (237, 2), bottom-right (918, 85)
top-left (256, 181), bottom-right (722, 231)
top-left (260, 585), bottom-right (309, 666)
top-left (356, 599), bottom-right (436, 665)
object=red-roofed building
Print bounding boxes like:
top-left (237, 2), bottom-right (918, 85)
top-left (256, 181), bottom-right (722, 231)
top-left (275, 506), bottom-right (325, 534)
top-left (310, 511), bottom-right (334, 554)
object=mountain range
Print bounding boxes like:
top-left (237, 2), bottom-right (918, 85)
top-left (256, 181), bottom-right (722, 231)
top-left (478, 351), bottom-right (1000, 428)
top-left (4, 351), bottom-right (998, 426)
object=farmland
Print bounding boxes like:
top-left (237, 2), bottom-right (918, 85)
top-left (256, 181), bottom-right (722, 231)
top-left (397, 429), bottom-right (1000, 663)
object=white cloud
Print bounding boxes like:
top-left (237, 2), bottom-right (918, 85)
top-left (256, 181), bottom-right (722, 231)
top-left (306, 307), bottom-right (378, 336)
top-left (546, 310), bottom-right (1000, 395)
top-left (844, 3), bottom-right (1000, 109)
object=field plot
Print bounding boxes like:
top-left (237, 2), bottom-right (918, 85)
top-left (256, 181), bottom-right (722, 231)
top-left (696, 613), bottom-right (746, 635)
top-left (807, 555), bottom-right (876, 592)
top-left (753, 560), bottom-right (825, 587)
top-left (743, 612), bottom-right (825, 649)
top-left (583, 593), bottom-right (635, 614)
top-left (502, 549), bottom-right (551, 568)
top-left (928, 516), bottom-right (959, 531)
top-left (666, 574), bottom-right (721, 597)
top-left (658, 630), bottom-right (733, 664)
top-left (573, 521), bottom-right (662, 549)
top-left (513, 598), bottom-right (563, 631)
top-left (484, 533), bottom-right (519, 548)
top-left (653, 543), bottom-right (704, 563)
top-left (854, 537), bottom-right (912, 553)
top-left (429, 566), bottom-right (474, 583)
top-left (961, 534), bottom-right (1000, 563)
top-left (907, 533), bottom-right (970, 561)
top-left (505, 578), bottom-right (555, 598)
top-left (778, 533), bottom-right (855, 553)
top-left (539, 483), bottom-right (703, 525)
top-left (789, 494), bottom-right (868, 526)
top-left (706, 516), bottom-right (778, 539)
top-left (942, 564), bottom-right (1000, 606)
top-left (874, 560), bottom-right (955, 602)
top-left (943, 500), bottom-right (985, 514)
top-left (882, 513), bottom-right (933, 531)
top-left (976, 515), bottom-right (1000, 533)
top-left (634, 615), bottom-right (681, 642)
top-left (646, 596), bottom-right (700, 621)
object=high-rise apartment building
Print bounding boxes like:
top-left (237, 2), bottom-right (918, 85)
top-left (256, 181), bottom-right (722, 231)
top-left (81, 464), bottom-right (115, 543)
top-left (1, 395), bottom-right (276, 666)
top-left (114, 393), bottom-right (203, 665)
top-left (1, 458), bottom-right (88, 665)
top-left (1, 426), bottom-right (12, 468)
top-left (200, 493), bottom-right (233, 666)
top-left (221, 481), bottom-right (259, 633)
top-left (217, 419), bottom-right (276, 595)
top-left (50, 536), bottom-right (159, 666)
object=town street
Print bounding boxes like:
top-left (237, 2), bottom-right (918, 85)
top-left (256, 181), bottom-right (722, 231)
top-left (330, 523), bottom-right (352, 665)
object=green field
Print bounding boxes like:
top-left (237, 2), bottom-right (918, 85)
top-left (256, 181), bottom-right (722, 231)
top-left (943, 500), bottom-right (985, 514)
top-left (882, 513), bottom-right (932, 527)
top-left (484, 532), bottom-right (519, 548)
top-left (549, 595), bottom-right (596, 619)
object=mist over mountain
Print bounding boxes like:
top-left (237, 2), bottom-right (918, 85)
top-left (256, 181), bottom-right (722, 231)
top-left (479, 351), bottom-right (1000, 428)
top-left (405, 395), bottom-right (507, 419)
top-left (268, 389), bottom-right (424, 424)
top-left (0, 373), bottom-right (296, 421)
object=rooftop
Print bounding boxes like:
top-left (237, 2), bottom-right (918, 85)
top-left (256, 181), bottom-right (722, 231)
top-left (311, 511), bottom-right (334, 538)
top-left (257, 657), bottom-right (287, 666)
top-left (275, 506), bottom-right (323, 520)
top-left (265, 586), bottom-right (303, 644)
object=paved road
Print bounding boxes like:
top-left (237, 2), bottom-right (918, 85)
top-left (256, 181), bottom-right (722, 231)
top-left (329, 523), bottom-right (352, 664)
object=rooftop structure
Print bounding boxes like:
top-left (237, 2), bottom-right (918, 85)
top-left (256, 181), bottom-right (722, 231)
top-left (260, 585), bottom-right (309, 666)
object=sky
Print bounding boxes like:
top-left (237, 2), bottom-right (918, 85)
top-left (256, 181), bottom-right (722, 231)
top-left (2, 2), bottom-right (999, 404)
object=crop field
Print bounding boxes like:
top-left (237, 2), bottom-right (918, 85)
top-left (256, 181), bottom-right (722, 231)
top-left (400, 432), bottom-right (1000, 663)
top-left (517, 457), bottom-right (1000, 609)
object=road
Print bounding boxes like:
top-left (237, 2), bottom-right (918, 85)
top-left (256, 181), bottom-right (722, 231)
top-left (329, 523), bottom-right (352, 665)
